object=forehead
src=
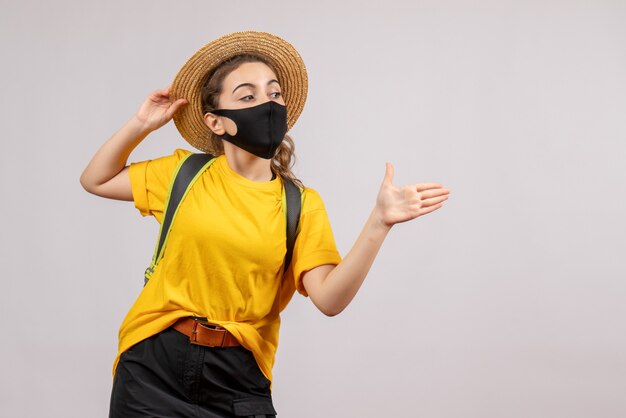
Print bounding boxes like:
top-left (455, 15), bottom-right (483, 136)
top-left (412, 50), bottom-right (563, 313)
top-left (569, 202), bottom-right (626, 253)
top-left (222, 61), bottom-right (279, 87)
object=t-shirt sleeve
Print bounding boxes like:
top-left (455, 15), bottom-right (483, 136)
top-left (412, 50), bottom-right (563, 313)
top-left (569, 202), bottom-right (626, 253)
top-left (291, 187), bottom-right (342, 296)
top-left (128, 148), bottom-right (192, 223)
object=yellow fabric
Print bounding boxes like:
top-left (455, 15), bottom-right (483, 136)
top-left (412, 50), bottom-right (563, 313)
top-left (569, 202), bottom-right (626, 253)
top-left (114, 149), bottom-right (342, 384)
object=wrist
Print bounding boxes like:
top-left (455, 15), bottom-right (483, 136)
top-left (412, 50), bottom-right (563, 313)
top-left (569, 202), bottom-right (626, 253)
top-left (130, 114), bottom-right (155, 136)
top-left (369, 206), bottom-right (393, 233)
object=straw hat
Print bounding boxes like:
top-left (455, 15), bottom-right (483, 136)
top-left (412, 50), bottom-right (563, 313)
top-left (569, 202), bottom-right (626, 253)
top-left (170, 31), bottom-right (308, 153)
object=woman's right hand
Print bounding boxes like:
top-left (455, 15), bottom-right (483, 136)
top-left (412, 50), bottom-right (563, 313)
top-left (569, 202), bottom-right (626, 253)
top-left (134, 85), bottom-right (188, 133)
top-left (80, 85), bottom-right (188, 201)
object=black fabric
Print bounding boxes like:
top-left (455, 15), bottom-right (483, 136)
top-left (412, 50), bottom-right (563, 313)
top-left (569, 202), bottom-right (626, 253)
top-left (109, 326), bottom-right (277, 418)
top-left (145, 153), bottom-right (215, 285)
top-left (156, 153), bottom-right (215, 265)
top-left (146, 153), bottom-right (300, 285)
top-left (283, 178), bottom-right (301, 271)
top-left (212, 101), bottom-right (287, 160)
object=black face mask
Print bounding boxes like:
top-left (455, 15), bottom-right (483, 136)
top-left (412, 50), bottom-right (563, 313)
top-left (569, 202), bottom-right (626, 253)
top-left (211, 101), bottom-right (288, 159)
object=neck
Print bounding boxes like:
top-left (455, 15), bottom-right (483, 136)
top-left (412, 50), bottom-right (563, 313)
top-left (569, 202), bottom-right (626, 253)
top-left (222, 142), bottom-right (274, 182)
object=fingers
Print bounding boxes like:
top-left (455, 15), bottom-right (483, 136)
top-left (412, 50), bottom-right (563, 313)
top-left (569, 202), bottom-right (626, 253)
top-left (161, 84), bottom-right (188, 105)
top-left (379, 163), bottom-right (448, 196)
top-left (420, 194), bottom-right (449, 207)
top-left (152, 84), bottom-right (175, 98)
top-left (415, 183), bottom-right (445, 192)
top-left (164, 98), bottom-right (188, 119)
top-left (383, 162), bottom-right (394, 185)
top-left (157, 84), bottom-right (173, 95)
top-left (418, 202), bottom-right (444, 217)
top-left (148, 89), bottom-right (170, 103)
top-left (419, 187), bottom-right (450, 199)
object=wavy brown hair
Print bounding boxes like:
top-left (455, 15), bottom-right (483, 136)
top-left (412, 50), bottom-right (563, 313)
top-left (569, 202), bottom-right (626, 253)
top-left (200, 54), bottom-right (303, 188)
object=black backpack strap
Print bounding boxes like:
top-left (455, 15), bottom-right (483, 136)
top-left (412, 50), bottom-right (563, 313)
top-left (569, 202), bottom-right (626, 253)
top-left (144, 153), bottom-right (216, 284)
top-left (283, 178), bottom-right (302, 272)
top-left (144, 155), bottom-right (301, 285)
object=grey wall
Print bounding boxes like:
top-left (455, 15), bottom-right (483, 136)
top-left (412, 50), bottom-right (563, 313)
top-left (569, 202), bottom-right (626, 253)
top-left (1, 0), bottom-right (624, 417)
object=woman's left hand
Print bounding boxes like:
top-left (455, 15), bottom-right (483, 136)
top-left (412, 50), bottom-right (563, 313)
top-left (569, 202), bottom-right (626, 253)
top-left (375, 163), bottom-right (450, 227)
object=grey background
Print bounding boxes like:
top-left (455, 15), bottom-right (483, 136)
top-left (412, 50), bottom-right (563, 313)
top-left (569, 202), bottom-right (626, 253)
top-left (1, 0), bottom-right (625, 417)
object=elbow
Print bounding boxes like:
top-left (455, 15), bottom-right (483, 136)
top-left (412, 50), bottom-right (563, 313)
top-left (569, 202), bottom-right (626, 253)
top-left (79, 173), bottom-right (90, 192)
top-left (79, 167), bottom-right (107, 195)
top-left (319, 304), bottom-right (345, 317)
top-left (79, 172), bottom-right (106, 196)
top-left (310, 295), bottom-right (345, 317)
top-left (79, 173), bottom-right (96, 194)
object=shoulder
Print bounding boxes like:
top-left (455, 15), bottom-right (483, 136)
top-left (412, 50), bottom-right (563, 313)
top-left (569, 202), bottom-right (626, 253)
top-left (128, 148), bottom-right (195, 187)
top-left (164, 148), bottom-right (195, 165)
top-left (172, 148), bottom-right (194, 159)
top-left (132, 148), bottom-right (194, 171)
top-left (130, 148), bottom-right (194, 167)
top-left (301, 187), bottom-right (330, 215)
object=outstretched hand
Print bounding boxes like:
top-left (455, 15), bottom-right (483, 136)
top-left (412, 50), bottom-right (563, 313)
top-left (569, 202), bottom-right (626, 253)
top-left (134, 84), bottom-right (188, 133)
top-left (375, 163), bottom-right (450, 227)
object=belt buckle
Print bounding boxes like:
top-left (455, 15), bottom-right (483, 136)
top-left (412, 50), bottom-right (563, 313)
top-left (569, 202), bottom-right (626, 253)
top-left (190, 319), bottom-right (227, 347)
top-left (190, 319), bottom-right (200, 344)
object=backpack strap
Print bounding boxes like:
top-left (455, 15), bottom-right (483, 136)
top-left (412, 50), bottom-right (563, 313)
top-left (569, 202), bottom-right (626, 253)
top-left (144, 153), bottom-right (216, 284)
top-left (144, 153), bottom-right (302, 285)
top-left (282, 178), bottom-right (302, 272)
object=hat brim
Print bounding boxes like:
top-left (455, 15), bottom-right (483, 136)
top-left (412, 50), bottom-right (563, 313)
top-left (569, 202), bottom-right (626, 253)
top-left (171, 31), bottom-right (308, 153)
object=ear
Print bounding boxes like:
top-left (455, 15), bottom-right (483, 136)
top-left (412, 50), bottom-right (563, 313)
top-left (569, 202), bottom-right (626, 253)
top-left (203, 112), bottom-right (226, 136)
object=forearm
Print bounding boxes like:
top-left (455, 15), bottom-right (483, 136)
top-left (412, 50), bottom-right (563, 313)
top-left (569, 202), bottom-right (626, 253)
top-left (310, 207), bottom-right (391, 316)
top-left (80, 115), bottom-right (150, 190)
top-left (304, 163), bottom-right (449, 316)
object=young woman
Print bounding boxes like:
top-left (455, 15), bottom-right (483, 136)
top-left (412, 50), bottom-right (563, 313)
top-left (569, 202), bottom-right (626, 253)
top-left (81, 31), bottom-right (450, 418)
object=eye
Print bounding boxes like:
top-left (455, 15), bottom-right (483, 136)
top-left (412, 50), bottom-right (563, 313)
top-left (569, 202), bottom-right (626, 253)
top-left (270, 92), bottom-right (282, 99)
top-left (240, 95), bottom-right (254, 102)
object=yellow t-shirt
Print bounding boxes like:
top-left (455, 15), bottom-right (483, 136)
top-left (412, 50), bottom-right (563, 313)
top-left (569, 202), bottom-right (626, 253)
top-left (113, 149), bottom-right (342, 383)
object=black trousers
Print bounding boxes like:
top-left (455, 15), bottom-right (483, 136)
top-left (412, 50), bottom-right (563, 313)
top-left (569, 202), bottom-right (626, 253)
top-left (109, 325), bottom-right (277, 417)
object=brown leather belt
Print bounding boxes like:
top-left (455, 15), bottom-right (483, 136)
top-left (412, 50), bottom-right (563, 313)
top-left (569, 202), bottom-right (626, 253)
top-left (172, 317), bottom-right (241, 347)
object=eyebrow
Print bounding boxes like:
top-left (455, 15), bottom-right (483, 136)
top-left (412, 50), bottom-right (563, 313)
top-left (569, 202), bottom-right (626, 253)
top-left (232, 79), bottom-right (280, 94)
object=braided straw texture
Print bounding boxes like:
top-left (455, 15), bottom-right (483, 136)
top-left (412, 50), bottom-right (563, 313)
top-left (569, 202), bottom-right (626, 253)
top-left (171, 31), bottom-right (308, 152)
